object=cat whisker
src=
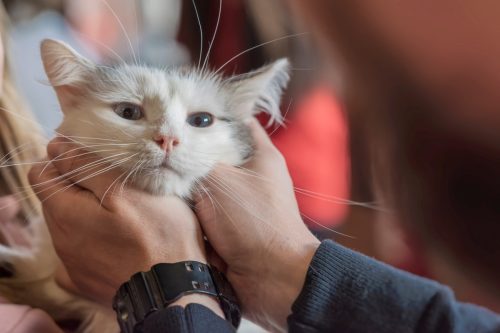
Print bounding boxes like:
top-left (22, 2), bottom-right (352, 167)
top-left (116, 127), bottom-right (135, 139)
top-left (99, 0), bottom-right (138, 65)
top-left (38, 148), bottom-right (129, 176)
top-left (293, 187), bottom-right (386, 212)
top-left (30, 152), bottom-right (130, 189)
top-left (0, 160), bottom-right (53, 168)
top-left (214, 32), bottom-right (309, 75)
top-left (53, 139), bottom-right (137, 147)
top-left (300, 212), bottom-right (355, 239)
top-left (206, 174), bottom-right (268, 222)
top-left (191, 0), bottom-right (204, 69)
top-left (198, 177), bottom-right (243, 232)
top-left (132, 158), bottom-right (148, 181)
top-left (0, 106), bottom-right (49, 140)
top-left (24, 160), bottom-right (124, 202)
top-left (202, 0), bottom-right (222, 72)
top-left (35, 142), bottom-right (136, 177)
top-left (61, 135), bottom-right (122, 142)
top-left (196, 159), bottom-right (383, 211)
top-left (208, 172), bottom-right (357, 239)
top-left (39, 154), bottom-right (137, 204)
top-left (118, 158), bottom-right (145, 196)
top-left (268, 98), bottom-right (292, 136)
top-left (0, 142), bottom-right (35, 165)
top-left (100, 167), bottom-right (131, 206)
top-left (10, 153), bottom-right (133, 207)
top-left (214, 165), bottom-right (274, 183)
top-left (131, 0), bottom-right (140, 61)
top-left (71, 30), bottom-right (126, 65)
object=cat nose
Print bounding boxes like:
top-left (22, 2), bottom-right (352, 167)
top-left (154, 135), bottom-right (179, 153)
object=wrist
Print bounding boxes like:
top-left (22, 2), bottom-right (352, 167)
top-left (168, 294), bottom-right (225, 318)
top-left (113, 261), bottom-right (241, 332)
top-left (255, 235), bottom-right (320, 331)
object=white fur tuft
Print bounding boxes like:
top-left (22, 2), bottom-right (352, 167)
top-left (226, 58), bottom-right (290, 126)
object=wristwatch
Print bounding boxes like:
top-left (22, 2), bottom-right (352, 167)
top-left (112, 261), bottom-right (241, 333)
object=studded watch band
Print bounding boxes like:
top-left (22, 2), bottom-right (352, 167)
top-left (113, 261), bottom-right (240, 333)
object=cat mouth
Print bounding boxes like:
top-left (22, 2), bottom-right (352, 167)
top-left (159, 160), bottom-right (180, 175)
top-left (160, 160), bottom-right (173, 170)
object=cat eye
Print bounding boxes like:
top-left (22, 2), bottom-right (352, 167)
top-left (114, 103), bottom-right (144, 121)
top-left (187, 112), bottom-right (214, 128)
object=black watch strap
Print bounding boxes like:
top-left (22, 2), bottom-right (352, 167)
top-left (113, 262), bottom-right (241, 333)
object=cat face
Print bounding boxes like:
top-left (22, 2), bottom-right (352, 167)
top-left (40, 39), bottom-right (289, 197)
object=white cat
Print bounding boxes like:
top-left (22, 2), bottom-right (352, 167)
top-left (40, 39), bottom-right (289, 198)
top-left (0, 39), bottom-right (289, 333)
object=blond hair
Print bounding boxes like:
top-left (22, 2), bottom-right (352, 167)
top-left (0, 4), bottom-right (44, 217)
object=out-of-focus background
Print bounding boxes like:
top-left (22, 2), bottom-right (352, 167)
top-left (3, 0), bottom-right (349, 237)
top-left (3, 0), bottom-right (497, 331)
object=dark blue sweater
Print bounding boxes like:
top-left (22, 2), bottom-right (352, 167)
top-left (143, 241), bottom-right (500, 332)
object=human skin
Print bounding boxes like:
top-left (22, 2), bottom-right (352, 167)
top-left (194, 120), bottom-right (320, 331)
top-left (29, 1), bottom-right (500, 330)
top-left (29, 119), bottom-right (319, 331)
top-left (28, 142), bottom-right (223, 317)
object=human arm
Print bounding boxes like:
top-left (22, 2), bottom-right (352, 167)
top-left (195, 119), bottom-right (500, 332)
top-left (289, 240), bottom-right (500, 333)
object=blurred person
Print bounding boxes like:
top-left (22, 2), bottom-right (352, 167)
top-left (29, 1), bottom-right (500, 333)
top-left (6, 0), bottom-right (99, 134)
top-left (0, 2), bottom-right (62, 331)
top-left (0, 3), bottom-right (116, 332)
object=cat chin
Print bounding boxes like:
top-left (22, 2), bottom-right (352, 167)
top-left (130, 171), bottom-right (196, 198)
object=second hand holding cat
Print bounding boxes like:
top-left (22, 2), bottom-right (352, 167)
top-left (195, 119), bottom-right (320, 332)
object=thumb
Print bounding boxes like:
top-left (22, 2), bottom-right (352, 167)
top-left (245, 118), bottom-right (275, 151)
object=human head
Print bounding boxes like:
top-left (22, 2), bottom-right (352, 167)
top-left (0, 3), bottom-right (43, 217)
top-left (291, 0), bottom-right (500, 295)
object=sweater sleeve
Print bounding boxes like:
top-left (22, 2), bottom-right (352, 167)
top-left (142, 303), bottom-right (235, 333)
top-left (288, 240), bottom-right (500, 333)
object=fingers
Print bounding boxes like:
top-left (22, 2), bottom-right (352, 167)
top-left (29, 158), bottom-right (78, 203)
top-left (0, 196), bottom-right (20, 222)
top-left (29, 160), bottom-right (99, 239)
top-left (46, 137), bottom-right (125, 200)
top-left (245, 118), bottom-right (276, 151)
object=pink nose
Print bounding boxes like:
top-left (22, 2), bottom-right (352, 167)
top-left (154, 135), bottom-right (179, 153)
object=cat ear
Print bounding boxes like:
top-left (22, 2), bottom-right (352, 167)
top-left (227, 58), bottom-right (290, 125)
top-left (40, 39), bottom-right (95, 110)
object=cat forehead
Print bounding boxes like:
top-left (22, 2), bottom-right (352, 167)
top-left (90, 65), bottom-right (227, 109)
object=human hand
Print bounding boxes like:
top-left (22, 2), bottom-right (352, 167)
top-left (28, 139), bottom-right (209, 306)
top-left (195, 119), bottom-right (320, 332)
